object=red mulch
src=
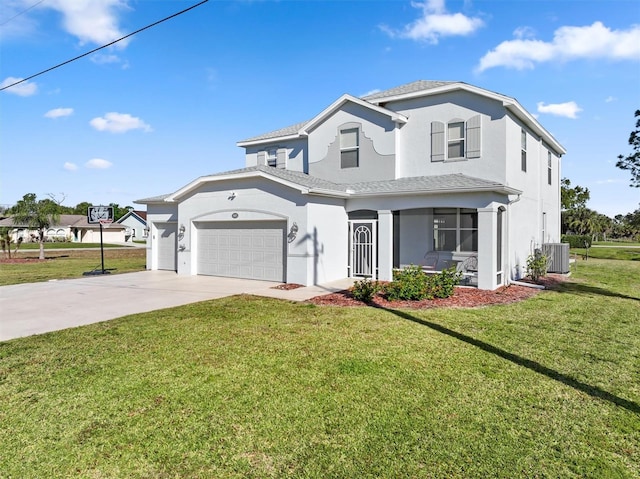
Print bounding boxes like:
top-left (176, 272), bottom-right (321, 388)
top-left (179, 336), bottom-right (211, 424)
top-left (307, 274), bottom-right (566, 309)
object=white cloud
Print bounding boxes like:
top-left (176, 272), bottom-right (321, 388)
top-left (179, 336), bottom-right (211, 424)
top-left (537, 101), bottom-right (583, 119)
top-left (85, 158), bottom-right (113, 169)
top-left (605, 96), bottom-right (617, 103)
top-left (43, 0), bottom-right (131, 48)
top-left (45, 107), bottom-right (74, 119)
top-left (477, 22), bottom-right (640, 72)
top-left (64, 162), bottom-right (78, 171)
top-left (89, 112), bottom-right (152, 133)
top-left (380, 0), bottom-right (484, 44)
top-left (1, 77), bottom-right (37, 96)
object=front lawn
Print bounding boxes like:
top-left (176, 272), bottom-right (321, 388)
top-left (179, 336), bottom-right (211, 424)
top-left (0, 248), bottom-right (146, 285)
top-left (0, 259), bottom-right (638, 478)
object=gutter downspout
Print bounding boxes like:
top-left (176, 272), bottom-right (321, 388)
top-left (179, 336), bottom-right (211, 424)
top-left (506, 193), bottom-right (521, 286)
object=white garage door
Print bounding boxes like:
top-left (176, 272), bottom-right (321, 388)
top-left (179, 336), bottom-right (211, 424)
top-left (156, 223), bottom-right (177, 271)
top-left (197, 221), bottom-right (285, 282)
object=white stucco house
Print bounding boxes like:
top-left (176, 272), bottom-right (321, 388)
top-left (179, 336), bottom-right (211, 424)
top-left (116, 209), bottom-right (148, 242)
top-left (0, 214), bottom-right (127, 244)
top-left (137, 80), bottom-right (565, 290)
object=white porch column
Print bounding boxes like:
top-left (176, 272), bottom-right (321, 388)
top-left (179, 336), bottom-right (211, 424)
top-left (378, 210), bottom-right (394, 282)
top-left (477, 205), bottom-right (498, 290)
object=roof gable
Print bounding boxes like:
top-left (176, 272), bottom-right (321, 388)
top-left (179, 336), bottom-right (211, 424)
top-left (237, 94), bottom-right (407, 147)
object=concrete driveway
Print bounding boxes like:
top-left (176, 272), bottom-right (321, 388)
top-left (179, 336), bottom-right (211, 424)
top-left (0, 271), bottom-right (354, 342)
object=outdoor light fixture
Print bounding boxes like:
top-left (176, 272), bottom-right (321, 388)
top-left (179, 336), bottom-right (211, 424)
top-left (179, 224), bottom-right (186, 235)
top-left (228, 191), bottom-right (236, 200)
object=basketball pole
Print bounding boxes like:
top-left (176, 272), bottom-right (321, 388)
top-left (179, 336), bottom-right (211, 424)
top-left (100, 222), bottom-right (105, 273)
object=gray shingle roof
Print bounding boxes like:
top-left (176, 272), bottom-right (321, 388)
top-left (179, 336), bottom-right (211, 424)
top-left (361, 80), bottom-right (454, 102)
top-left (350, 174), bottom-right (513, 194)
top-left (238, 121), bottom-right (310, 144)
top-left (238, 80), bottom-right (456, 144)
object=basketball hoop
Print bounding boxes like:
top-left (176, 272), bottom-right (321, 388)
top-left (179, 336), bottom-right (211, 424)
top-left (99, 219), bottom-right (113, 228)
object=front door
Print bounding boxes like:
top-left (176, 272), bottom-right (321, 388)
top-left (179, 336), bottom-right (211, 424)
top-left (349, 220), bottom-right (377, 278)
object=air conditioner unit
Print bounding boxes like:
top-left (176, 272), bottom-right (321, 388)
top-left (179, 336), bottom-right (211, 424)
top-left (542, 243), bottom-right (570, 273)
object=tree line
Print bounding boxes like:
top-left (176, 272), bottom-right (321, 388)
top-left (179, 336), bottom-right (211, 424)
top-left (1, 194), bottom-right (134, 260)
top-left (561, 178), bottom-right (639, 241)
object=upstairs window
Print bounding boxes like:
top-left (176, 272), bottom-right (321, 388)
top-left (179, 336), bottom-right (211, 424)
top-left (547, 151), bottom-right (552, 185)
top-left (431, 115), bottom-right (481, 162)
top-left (447, 122), bottom-right (465, 159)
top-left (340, 128), bottom-right (359, 168)
top-left (257, 148), bottom-right (287, 169)
top-left (266, 149), bottom-right (277, 167)
top-left (521, 129), bottom-right (527, 172)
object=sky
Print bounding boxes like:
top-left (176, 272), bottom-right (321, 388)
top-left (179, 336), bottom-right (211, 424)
top-left (1, 0), bottom-right (639, 218)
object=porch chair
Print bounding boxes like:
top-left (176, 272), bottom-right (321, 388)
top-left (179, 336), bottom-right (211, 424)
top-left (421, 251), bottom-right (439, 271)
top-left (457, 255), bottom-right (478, 285)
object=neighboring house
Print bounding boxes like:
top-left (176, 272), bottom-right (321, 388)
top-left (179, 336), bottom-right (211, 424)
top-left (0, 214), bottom-right (127, 244)
top-left (136, 80), bottom-right (565, 290)
top-left (116, 209), bottom-right (148, 242)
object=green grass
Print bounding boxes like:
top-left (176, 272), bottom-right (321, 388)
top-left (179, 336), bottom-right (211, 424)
top-left (571, 246), bottom-right (640, 261)
top-left (0, 259), bottom-right (638, 478)
top-left (593, 240), bottom-right (640, 246)
top-left (17, 242), bottom-right (135, 250)
top-left (0, 249), bottom-right (146, 285)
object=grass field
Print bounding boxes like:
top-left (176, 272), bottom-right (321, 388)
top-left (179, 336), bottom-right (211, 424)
top-left (0, 248), bottom-right (146, 286)
top-left (15, 242), bottom-right (137, 250)
top-left (0, 258), bottom-right (638, 478)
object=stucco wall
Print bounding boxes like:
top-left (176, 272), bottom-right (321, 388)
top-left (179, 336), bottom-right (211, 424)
top-left (160, 177), bottom-right (347, 286)
top-left (390, 90), bottom-right (508, 183)
top-left (308, 102), bottom-right (396, 183)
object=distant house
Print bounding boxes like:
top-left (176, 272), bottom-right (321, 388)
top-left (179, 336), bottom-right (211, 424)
top-left (116, 209), bottom-right (148, 242)
top-left (0, 214), bottom-right (127, 244)
top-left (137, 80), bottom-right (565, 290)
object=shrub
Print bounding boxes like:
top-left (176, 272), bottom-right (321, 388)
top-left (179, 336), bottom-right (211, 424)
top-left (427, 267), bottom-right (462, 299)
top-left (384, 265), bottom-right (429, 301)
top-left (561, 234), bottom-right (592, 248)
top-left (526, 249), bottom-right (548, 283)
top-left (351, 278), bottom-right (380, 303)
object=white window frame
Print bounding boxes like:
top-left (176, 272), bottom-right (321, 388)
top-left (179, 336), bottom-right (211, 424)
top-left (266, 149), bottom-right (277, 167)
top-left (433, 208), bottom-right (478, 253)
top-left (447, 121), bottom-right (466, 160)
top-left (547, 151), bottom-right (552, 185)
top-left (521, 129), bottom-right (527, 172)
top-left (340, 128), bottom-right (359, 169)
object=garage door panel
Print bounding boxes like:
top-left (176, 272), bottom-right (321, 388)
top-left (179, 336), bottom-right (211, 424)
top-left (197, 221), bottom-right (285, 282)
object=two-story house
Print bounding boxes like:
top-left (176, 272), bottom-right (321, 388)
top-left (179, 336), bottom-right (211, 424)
top-left (137, 80), bottom-right (565, 290)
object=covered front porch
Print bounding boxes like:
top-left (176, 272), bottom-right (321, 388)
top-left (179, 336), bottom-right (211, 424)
top-left (346, 199), bottom-right (508, 291)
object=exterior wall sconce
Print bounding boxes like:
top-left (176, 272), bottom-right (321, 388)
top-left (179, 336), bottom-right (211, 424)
top-left (178, 224), bottom-right (186, 240)
top-left (228, 192), bottom-right (236, 200)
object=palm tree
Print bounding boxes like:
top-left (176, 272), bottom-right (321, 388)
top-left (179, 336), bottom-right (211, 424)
top-left (10, 193), bottom-right (60, 260)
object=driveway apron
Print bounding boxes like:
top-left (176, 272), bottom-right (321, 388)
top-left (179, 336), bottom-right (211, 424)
top-left (0, 271), bottom-right (355, 342)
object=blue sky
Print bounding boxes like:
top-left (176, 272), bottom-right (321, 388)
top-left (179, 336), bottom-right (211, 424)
top-left (1, 0), bottom-right (639, 218)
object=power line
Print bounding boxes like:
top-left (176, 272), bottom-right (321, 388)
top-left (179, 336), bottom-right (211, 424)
top-left (0, 0), bottom-right (209, 92)
top-left (0, 0), bottom-right (47, 27)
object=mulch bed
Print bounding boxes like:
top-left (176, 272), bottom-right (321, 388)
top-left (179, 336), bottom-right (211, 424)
top-left (307, 274), bottom-right (566, 309)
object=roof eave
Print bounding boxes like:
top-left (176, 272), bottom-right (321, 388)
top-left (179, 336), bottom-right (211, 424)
top-left (349, 184), bottom-right (522, 198)
top-left (236, 133), bottom-right (305, 148)
top-left (503, 102), bottom-right (566, 156)
top-left (166, 171), bottom-right (312, 201)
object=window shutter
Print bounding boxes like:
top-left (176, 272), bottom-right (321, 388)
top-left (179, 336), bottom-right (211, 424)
top-left (257, 151), bottom-right (266, 166)
top-left (276, 148), bottom-right (287, 169)
top-left (466, 115), bottom-right (481, 158)
top-left (431, 121), bottom-right (445, 162)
